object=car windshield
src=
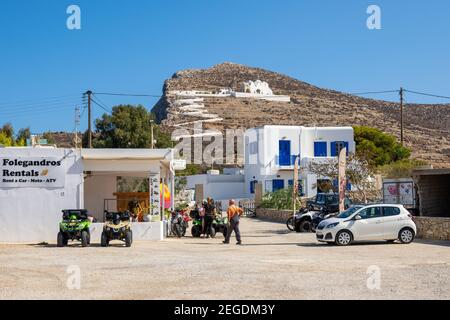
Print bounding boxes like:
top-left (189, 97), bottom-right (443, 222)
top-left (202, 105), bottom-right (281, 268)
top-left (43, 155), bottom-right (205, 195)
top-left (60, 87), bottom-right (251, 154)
top-left (326, 195), bottom-right (339, 204)
top-left (336, 206), bottom-right (362, 219)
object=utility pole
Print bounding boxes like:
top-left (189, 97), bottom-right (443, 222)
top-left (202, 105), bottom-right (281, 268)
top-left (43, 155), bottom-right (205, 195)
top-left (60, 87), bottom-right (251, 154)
top-left (74, 106), bottom-right (80, 149)
top-left (399, 87), bottom-right (404, 146)
top-left (150, 119), bottom-right (154, 149)
top-left (85, 90), bottom-right (93, 148)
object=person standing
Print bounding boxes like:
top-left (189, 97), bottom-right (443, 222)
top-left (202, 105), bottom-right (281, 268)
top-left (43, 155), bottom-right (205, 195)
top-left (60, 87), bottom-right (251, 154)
top-left (204, 197), bottom-right (216, 238)
top-left (223, 199), bottom-right (243, 245)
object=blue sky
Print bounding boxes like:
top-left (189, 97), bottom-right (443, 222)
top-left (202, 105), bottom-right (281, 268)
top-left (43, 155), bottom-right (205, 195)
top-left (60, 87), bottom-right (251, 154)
top-left (1, 0), bottom-right (450, 133)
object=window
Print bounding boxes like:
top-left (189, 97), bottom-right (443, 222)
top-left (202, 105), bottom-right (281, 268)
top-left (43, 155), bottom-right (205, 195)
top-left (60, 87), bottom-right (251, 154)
top-left (314, 141), bottom-right (327, 157)
top-left (316, 194), bottom-right (325, 205)
top-left (331, 141), bottom-right (349, 157)
top-left (249, 141), bottom-right (258, 155)
top-left (288, 180), bottom-right (305, 196)
top-left (383, 207), bottom-right (401, 217)
top-left (250, 181), bottom-right (257, 194)
top-left (278, 140), bottom-right (291, 166)
top-left (264, 180), bottom-right (272, 193)
top-left (358, 207), bottom-right (382, 219)
top-left (272, 180), bottom-right (285, 192)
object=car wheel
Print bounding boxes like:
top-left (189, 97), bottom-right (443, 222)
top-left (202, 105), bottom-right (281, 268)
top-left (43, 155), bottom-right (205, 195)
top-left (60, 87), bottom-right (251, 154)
top-left (399, 228), bottom-right (415, 244)
top-left (298, 220), bottom-right (312, 233)
top-left (81, 231), bottom-right (89, 247)
top-left (286, 217), bottom-right (295, 231)
top-left (125, 231), bottom-right (132, 247)
top-left (101, 232), bottom-right (108, 247)
top-left (335, 230), bottom-right (353, 246)
top-left (57, 232), bottom-right (65, 247)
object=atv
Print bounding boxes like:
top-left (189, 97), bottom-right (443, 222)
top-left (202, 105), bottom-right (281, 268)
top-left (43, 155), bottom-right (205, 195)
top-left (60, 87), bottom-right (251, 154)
top-left (213, 213), bottom-right (228, 238)
top-left (57, 209), bottom-right (91, 247)
top-left (101, 210), bottom-right (133, 247)
top-left (190, 211), bottom-right (228, 238)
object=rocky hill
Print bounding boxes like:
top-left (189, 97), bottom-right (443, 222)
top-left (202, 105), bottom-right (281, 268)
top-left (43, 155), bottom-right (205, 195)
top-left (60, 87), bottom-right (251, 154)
top-left (152, 62), bottom-right (450, 168)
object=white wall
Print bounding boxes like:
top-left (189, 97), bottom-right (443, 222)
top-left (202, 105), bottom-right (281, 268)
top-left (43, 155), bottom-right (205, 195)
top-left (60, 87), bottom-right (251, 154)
top-left (84, 174), bottom-right (116, 221)
top-left (186, 173), bottom-right (245, 201)
top-left (0, 148), bottom-right (83, 242)
top-left (244, 126), bottom-right (355, 198)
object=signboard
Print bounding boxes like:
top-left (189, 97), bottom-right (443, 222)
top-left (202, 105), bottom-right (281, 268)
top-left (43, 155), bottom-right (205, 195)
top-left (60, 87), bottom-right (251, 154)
top-left (383, 179), bottom-right (415, 207)
top-left (172, 159), bottom-right (187, 171)
top-left (0, 157), bottom-right (65, 188)
top-left (338, 148), bottom-right (347, 212)
top-left (149, 173), bottom-right (161, 217)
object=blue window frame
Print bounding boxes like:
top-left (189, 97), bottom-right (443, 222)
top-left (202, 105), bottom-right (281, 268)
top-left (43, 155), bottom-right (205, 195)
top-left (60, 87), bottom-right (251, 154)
top-left (288, 180), bottom-right (305, 196)
top-left (331, 141), bottom-right (349, 157)
top-left (278, 140), bottom-right (291, 166)
top-left (314, 141), bottom-right (327, 157)
top-left (250, 180), bottom-right (257, 194)
top-left (272, 179), bottom-right (285, 192)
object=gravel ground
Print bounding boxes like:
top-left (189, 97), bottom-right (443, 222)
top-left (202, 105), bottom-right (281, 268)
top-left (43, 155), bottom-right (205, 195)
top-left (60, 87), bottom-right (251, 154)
top-left (0, 218), bottom-right (449, 300)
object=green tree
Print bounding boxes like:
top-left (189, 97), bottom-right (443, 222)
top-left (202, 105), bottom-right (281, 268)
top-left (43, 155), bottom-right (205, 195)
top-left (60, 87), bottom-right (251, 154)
top-left (0, 131), bottom-right (13, 146)
top-left (353, 126), bottom-right (411, 166)
top-left (42, 132), bottom-right (56, 145)
top-left (91, 105), bottom-right (172, 149)
top-left (16, 127), bottom-right (31, 146)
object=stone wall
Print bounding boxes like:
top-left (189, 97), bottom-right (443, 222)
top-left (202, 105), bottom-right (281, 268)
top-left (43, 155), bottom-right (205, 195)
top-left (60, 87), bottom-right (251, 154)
top-left (414, 217), bottom-right (450, 241)
top-left (256, 209), bottom-right (450, 242)
top-left (255, 208), bottom-right (293, 223)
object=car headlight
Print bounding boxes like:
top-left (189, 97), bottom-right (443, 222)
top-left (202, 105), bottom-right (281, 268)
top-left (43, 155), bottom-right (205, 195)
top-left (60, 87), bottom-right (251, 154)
top-left (326, 222), bottom-right (339, 229)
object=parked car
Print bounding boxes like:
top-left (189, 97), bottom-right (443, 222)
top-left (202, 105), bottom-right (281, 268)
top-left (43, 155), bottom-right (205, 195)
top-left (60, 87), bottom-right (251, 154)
top-left (307, 193), bottom-right (352, 214)
top-left (316, 204), bottom-right (417, 246)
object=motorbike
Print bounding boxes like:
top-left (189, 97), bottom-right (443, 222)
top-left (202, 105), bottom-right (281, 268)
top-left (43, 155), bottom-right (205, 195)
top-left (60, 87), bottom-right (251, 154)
top-left (170, 210), bottom-right (189, 238)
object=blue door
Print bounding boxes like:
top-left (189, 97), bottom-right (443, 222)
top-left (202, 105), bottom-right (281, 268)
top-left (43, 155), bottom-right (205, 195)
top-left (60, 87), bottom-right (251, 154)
top-left (279, 140), bottom-right (291, 166)
top-left (272, 180), bottom-right (285, 192)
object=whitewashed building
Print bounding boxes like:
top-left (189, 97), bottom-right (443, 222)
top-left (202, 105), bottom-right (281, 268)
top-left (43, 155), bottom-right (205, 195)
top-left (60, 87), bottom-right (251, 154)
top-left (0, 147), bottom-right (175, 243)
top-left (244, 125), bottom-right (355, 198)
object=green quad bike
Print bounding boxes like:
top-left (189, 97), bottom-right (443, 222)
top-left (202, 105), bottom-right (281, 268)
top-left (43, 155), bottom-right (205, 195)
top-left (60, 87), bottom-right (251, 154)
top-left (101, 210), bottom-right (133, 247)
top-left (190, 211), bottom-right (228, 238)
top-left (57, 209), bottom-right (91, 247)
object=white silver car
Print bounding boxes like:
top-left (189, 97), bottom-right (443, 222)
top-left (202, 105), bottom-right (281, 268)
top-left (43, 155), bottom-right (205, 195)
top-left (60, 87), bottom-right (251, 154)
top-left (316, 204), bottom-right (417, 246)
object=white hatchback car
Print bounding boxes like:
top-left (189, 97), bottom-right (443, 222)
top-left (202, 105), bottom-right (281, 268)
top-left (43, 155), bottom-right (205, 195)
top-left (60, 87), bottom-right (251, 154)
top-left (316, 204), bottom-right (417, 246)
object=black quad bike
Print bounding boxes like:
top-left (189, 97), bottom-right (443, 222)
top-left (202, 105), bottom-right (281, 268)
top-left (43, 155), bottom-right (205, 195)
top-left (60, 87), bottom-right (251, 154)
top-left (101, 210), bottom-right (133, 247)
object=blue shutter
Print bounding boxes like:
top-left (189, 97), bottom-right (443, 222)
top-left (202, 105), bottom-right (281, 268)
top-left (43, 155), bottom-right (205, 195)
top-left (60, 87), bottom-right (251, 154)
top-left (314, 141), bottom-right (327, 157)
top-left (272, 180), bottom-right (285, 192)
top-left (279, 140), bottom-right (291, 166)
top-left (331, 141), bottom-right (349, 157)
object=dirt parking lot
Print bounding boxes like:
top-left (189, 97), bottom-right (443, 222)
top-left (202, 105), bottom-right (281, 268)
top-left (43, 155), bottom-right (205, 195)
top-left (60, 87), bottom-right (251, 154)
top-left (0, 218), bottom-right (449, 300)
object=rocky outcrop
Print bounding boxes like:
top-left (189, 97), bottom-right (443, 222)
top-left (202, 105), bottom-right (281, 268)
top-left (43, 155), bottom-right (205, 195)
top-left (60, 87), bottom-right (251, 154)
top-left (152, 62), bottom-right (450, 168)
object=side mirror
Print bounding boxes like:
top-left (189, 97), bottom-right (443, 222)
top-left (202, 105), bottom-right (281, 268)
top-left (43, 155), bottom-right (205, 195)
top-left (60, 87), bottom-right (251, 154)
top-left (354, 215), bottom-right (362, 221)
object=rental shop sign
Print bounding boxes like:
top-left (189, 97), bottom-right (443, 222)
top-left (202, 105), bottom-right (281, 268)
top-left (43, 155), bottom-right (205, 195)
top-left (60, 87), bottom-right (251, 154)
top-left (0, 157), bottom-right (65, 188)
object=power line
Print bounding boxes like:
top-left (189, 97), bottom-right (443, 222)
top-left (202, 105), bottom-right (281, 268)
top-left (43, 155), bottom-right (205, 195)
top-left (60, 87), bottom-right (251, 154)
top-left (404, 89), bottom-right (450, 100)
top-left (92, 94), bottom-right (113, 113)
top-left (351, 90), bottom-right (399, 96)
top-left (94, 92), bottom-right (162, 98)
top-left (90, 97), bottom-right (111, 114)
top-left (0, 94), bottom-right (81, 107)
